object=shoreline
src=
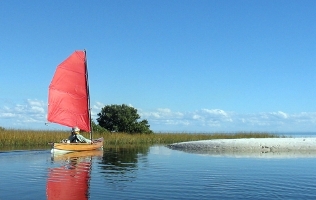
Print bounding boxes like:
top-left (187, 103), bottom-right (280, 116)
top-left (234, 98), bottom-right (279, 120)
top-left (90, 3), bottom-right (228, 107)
top-left (167, 138), bottom-right (316, 158)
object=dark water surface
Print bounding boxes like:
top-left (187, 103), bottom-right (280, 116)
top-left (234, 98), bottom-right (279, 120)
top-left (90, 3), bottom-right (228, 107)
top-left (1, 145), bottom-right (316, 200)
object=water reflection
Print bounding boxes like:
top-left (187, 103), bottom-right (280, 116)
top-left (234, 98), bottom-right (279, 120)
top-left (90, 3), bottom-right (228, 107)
top-left (99, 145), bottom-right (149, 186)
top-left (2, 146), bottom-right (316, 199)
top-left (171, 148), bottom-right (316, 159)
top-left (46, 150), bottom-right (103, 200)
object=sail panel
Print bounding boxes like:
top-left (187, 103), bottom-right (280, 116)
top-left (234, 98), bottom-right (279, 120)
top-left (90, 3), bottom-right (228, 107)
top-left (48, 51), bottom-right (90, 132)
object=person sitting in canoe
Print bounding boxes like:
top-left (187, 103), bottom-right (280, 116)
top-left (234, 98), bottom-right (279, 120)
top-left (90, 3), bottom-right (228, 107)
top-left (68, 127), bottom-right (92, 143)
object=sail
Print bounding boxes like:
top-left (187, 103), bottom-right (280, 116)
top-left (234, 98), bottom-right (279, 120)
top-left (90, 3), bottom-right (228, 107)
top-left (48, 50), bottom-right (91, 132)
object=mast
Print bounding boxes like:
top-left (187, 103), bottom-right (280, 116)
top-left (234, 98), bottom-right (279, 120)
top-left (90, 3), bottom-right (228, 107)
top-left (84, 50), bottom-right (93, 142)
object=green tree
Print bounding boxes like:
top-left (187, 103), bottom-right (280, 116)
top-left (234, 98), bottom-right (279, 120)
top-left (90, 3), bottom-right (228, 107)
top-left (91, 120), bottom-right (109, 133)
top-left (97, 104), bottom-right (153, 134)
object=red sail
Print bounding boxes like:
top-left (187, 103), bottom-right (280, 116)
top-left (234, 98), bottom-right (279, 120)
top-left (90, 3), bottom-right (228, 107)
top-left (48, 51), bottom-right (90, 132)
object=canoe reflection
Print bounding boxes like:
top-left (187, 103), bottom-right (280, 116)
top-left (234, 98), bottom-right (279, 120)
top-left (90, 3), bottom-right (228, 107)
top-left (46, 150), bottom-right (103, 200)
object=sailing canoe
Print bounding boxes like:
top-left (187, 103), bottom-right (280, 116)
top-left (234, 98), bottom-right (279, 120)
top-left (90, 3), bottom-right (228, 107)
top-left (48, 50), bottom-right (103, 151)
top-left (52, 138), bottom-right (104, 151)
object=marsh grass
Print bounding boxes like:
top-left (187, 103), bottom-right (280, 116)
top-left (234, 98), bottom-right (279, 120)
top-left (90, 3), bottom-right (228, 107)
top-left (0, 128), bottom-right (279, 147)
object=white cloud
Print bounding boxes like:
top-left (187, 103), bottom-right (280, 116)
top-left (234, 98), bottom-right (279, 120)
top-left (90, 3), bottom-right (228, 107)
top-left (93, 101), bottom-right (104, 110)
top-left (0, 113), bottom-right (16, 118)
top-left (1, 99), bottom-right (316, 132)
top-left (192, 114), bottom-right (201, 120)
top-left (202, 109), bottom-right (228, 116)
top-left (0, 99), bottom-right (47, 129)
top-left (276, 111), bottom-right (288, 119)
top-left (27, 99), bottom-right (45, 113)
top-left (140, 108), bottom-right (233, 130)
top-left (141, 108), bottom-right (184, 119)
top-left (139, 108), bottom-right (316, 132)
top-left (157, 108), bottom-right (171, 113)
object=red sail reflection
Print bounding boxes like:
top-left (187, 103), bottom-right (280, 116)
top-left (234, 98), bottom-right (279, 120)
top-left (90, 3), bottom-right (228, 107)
top-left (46, 150), bottom-right (103, 200)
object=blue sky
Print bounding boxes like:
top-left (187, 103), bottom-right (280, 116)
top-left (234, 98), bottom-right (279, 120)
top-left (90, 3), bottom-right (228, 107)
top-left (1, 0), bottom-right (315, 133)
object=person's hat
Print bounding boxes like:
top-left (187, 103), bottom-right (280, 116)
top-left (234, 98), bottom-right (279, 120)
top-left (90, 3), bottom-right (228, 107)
top-left (72, 127), bottom-right (80, 132)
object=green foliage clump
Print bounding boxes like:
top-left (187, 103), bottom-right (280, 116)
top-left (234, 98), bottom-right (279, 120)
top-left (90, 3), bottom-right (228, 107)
top-left (97, 104), bottom-right (153, 134)
top-left (91, 120), bottom-right (109, 133)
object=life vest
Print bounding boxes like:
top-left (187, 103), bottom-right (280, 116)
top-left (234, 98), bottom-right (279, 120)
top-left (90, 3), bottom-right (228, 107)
top-left (70, 135), bottom-right (81, 143)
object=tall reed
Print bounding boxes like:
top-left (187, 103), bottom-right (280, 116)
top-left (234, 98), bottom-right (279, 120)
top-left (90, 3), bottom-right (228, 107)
top-left (0, 128), bottom-right (278, 147)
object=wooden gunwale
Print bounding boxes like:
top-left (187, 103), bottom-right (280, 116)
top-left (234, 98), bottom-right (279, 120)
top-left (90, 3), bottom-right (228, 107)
top-left (53, 138), bottom-right (103, 151)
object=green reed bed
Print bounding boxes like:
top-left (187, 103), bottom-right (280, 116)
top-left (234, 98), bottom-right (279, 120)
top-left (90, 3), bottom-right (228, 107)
top-left (97, 132), bottom-right (278, 145)
top-left (0, 129), bottom-right (279, 147)
top-left (0, 129), bottom-right (69, 147)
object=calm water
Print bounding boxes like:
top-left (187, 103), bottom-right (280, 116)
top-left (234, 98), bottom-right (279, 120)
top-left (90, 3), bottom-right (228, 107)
top-left (1, 145), bottom-right (316, 200)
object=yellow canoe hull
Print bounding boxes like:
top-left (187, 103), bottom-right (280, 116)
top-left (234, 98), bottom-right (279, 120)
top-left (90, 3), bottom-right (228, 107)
top-left (52, 149), bottom-right (104, 161)
top-left (53, 138), bottom-right (103, 151)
